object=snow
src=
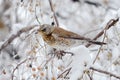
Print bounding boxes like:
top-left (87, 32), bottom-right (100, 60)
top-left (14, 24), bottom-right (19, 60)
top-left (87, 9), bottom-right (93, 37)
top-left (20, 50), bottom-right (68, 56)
top-left (0, 0), bottom-right (120, 80)
top-left (69, 46), bottom-right (91, 80)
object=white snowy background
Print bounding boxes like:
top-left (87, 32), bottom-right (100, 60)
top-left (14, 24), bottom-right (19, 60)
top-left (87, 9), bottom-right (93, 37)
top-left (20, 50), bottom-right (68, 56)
top-left (0, 0), bottom-right (120, 80)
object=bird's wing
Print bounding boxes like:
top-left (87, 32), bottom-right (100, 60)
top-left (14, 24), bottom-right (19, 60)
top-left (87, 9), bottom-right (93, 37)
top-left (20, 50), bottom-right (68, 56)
top-left (52, 27), bottom-right (106, 45)
top-left (52, 27), bottom-right (89, 40)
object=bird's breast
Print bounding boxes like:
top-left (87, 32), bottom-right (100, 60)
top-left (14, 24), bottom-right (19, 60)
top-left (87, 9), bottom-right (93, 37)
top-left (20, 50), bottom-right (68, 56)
top-left (42, 35), bottom-right (55, 46)
top-left (53, 37), bottom-right (77, 50)
top-left (42, 34), bottom-right (86, 50)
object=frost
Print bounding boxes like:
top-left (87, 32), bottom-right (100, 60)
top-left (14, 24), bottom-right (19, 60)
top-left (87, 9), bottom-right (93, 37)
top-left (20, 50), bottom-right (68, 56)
top-left (0, 0), bottom-right (120, 80)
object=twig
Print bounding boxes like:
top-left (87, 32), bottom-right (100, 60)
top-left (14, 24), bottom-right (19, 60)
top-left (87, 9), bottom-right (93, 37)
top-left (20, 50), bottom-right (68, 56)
top-left (92, 46), bottom-right (102, 64)
top-left (87, 72), bottom-right (93, 80)
top-left (72, 0), bottom-right (101, 7)
top-left (79, 72), bottom-right (85, 80)
top-left (86, 18), bottom-right (119, 47)
top-left (11, 57), bottom-right (33, 80)
top-left (48, 0), bottom-right (59, 27)
top-left (84, 0), bottom-right (101, 7)
top-left (79, 69), bottom-right (93, 80)
top-left (0, 25), bottom-right (38, 54)
top-left (92, 27), bottom-right (107, 64)
top-left (50, 49), bottom-right (74, 59)
top-left (57, 67), bottom-right (72, 79)
top-left (44, 56), bottom-right (54, 67)
top-left (83, 28), bottom-right (102, 36)
top-left (90, 67), bottom-right (120, 79)
top-left (35, 6), bottom-right (41, 25)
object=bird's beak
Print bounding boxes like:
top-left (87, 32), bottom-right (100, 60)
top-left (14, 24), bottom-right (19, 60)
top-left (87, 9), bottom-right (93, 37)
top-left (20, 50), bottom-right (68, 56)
top-left (35, 29), bottom-right (39, 34)
top-left (35, 26), bottom-right (42, 34)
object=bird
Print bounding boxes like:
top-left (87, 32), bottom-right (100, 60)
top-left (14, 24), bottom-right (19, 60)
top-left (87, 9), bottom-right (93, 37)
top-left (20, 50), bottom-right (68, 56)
top-left (37, 24), bottom-right (106, 50)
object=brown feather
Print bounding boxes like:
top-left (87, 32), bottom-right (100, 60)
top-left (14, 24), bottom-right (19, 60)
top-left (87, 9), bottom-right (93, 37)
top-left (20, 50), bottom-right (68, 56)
top-left (52, 27), bottom-right (106, 45)
top-left (52, 27), bottom-right (90, 40)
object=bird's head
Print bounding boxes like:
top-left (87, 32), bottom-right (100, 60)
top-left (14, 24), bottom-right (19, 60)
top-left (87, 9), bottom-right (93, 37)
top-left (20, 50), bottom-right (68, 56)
top-left (38, 24), bottom-right (55, 36)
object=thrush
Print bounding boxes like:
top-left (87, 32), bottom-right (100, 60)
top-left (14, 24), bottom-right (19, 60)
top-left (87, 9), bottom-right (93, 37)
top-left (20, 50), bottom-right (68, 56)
top-left (37, 24), bottom-right (106, 50)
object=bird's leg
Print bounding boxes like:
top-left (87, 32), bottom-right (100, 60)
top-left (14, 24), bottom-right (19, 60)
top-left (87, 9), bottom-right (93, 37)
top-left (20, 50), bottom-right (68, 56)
top-left (49, 48), bottom-right (74, 59)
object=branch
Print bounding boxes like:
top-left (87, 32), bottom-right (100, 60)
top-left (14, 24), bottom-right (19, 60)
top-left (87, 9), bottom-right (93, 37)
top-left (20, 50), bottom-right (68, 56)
top-left (84, 0), bottom-right (101, 7)
top-left (48, 0), bottom-right (59, 27)
top-left (90, 67), bottom-right (120, 79)
top-left (57, 67), bottom-right (72, 79)
top-left (11, 57), bottom-right (33, 80)
top-left (71, 0), bottom-right (101, 7)
top-left (87, 72), bottom-right (93, 80)
top-left (86, 18), bottom-right (119, 47)
top-left (0, 25), bottom-right (38, 54)
top-left (35, 6), bottom-right (41, 25)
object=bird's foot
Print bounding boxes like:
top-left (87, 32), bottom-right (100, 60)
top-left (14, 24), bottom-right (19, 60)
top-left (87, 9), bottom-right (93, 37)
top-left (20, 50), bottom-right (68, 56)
top-left (49, 48), bottom-right (74, 59)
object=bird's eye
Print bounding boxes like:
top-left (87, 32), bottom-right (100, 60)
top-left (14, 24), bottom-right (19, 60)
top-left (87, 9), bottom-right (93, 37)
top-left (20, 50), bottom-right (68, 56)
top-left (41, 28), bottom-right (46, 32)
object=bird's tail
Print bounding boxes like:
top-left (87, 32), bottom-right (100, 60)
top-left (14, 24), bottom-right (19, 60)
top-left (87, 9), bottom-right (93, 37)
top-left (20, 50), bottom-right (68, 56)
top-left (88, 40), bottom-right (106, 45)
top-left (60, 36), bottom-right (106, 45)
